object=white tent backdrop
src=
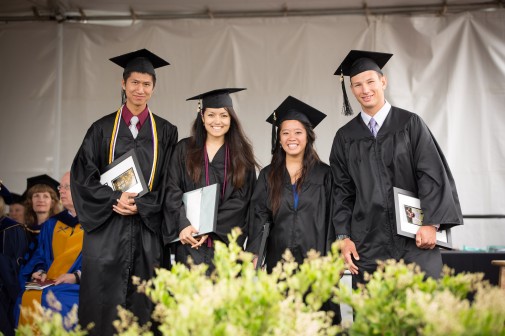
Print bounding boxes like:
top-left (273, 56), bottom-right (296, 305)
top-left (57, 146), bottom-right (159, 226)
top-left (0, 9), bottom-right (504, 249)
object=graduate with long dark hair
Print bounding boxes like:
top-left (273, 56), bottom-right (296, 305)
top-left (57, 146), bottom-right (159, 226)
top-left (246, 96), bottom-right (340, 324)
top-left (246, 95), bottom-right (331, 270)
top-left (164, 88), bottom-right (257, 270)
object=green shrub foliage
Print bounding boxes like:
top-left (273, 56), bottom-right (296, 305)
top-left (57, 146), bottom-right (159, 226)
top-left (14, 229), bottom-right (505, 336)
top-left (337, 260), bottom-right (505, 335)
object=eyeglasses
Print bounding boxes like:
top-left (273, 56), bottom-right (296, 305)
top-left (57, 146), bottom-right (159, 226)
top-left (57, 184), bottom-right (71, 191)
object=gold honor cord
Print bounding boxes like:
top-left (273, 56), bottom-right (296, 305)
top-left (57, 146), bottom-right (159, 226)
top-left (148, 115), bottom-right (158, 190)
top-left (109, 105), bottom-right (158, 191)
top-left (108, 107), bottom-right (122, 163)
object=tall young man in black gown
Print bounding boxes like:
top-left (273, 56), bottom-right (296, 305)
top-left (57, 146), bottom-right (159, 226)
top-left (71, 49), bottom-right (178, 335)
top-left (330, 50), bottom-right (463, 286)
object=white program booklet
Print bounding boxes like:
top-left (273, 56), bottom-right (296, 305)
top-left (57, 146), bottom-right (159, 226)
top-left (171, 183), bottom-right (220, 243)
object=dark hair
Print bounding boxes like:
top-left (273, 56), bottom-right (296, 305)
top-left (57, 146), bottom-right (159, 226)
top-left (186, 107), bottom-right (258, 189)
top-left (121, 70), bottom-right (156, 105)
top-left (267, 119), bottom-right (320, 215)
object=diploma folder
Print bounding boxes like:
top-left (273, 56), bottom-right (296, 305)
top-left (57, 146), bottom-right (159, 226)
top-left (171, 183), bottom-right (220, 243)
top-left (100, 149), bottom-right (149, 197)
top-left (255, 221), bottom-right (271, 271)
top-left (25, 279), bottom-right (56, 290)
top-left (393, 187), bottom-right (452, 249)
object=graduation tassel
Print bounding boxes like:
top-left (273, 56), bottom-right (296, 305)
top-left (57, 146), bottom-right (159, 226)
top-left (341, 72), bottom-right (353, 116)
top-left (271, 111), bottom-right (277, 154)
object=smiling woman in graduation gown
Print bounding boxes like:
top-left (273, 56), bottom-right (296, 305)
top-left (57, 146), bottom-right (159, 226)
top-left (246, 96), bottom-right (340, 325)
top-left (70, 49), bottom-right (178, 335)
top-left (163, 88), bottom-right (257, 270)
top-left (246, 96), bottom-right (332, 272)
top-left (248, 163), bottom-right (332, 271)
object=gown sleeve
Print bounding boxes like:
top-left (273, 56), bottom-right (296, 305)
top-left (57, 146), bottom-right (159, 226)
top-left (135, 123), bottom-right (178, 234)
top-left (162, 140), bottom-right (192, 245)
top-left (18, 219), bottom-right (54, 284)
top-left (0, 224), bottom-right (29, 302)
top-left (213, 168), bottom-right (257, 245)
top-left (329, 131), bottom-right (356, 237)
top-left (409, 116), bottom-right (463, 228)
top-left (324, 166), bottom-right (336, 253)
top-left (70, 124), bottom-right (123, 233)
top-left (245, 169), bottom-right (272, 255)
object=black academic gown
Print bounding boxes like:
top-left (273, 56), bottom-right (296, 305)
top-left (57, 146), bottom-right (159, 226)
top-left (0, 217), bottom-right (29, 336)
top-left (329, 106), bottom-right (463, 280)
top-left (163, 138), bottom-right (256, 269)
top-left (70, 111), bottom-right (177, 336)
top-left (246, 162), bottom-right (333, 273)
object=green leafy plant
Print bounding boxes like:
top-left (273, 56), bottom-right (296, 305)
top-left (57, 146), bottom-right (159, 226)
top-left (115, 228), bottom-right (346, 336)
top-left (337, 260), bottom-right (505, 335)
top-left (15, 230), bottom-right (505, 336)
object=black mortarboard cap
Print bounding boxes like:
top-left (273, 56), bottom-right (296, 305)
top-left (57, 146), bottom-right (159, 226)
top-left (266, 96), bottom-right (326, 154)
top-left (25, 174), bottom-right (60, 196)
top-left (109, 48), bottom-right (170, 77)
top-left (10, 192), bottom-right (23, 205)
top-left (267, 96), bottom-right (326, 127)
top-left (0, 182), bottom-right (13, 204)
top-left (334, 50), bottom-right (393, 116)
top-left (186, 88), bottom-right (246, 113)
top-left (334, 50), bottom-right (393, 77)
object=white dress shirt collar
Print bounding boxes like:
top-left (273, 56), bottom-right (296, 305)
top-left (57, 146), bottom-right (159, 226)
top-left (360, 100), bottom-right (392, 130)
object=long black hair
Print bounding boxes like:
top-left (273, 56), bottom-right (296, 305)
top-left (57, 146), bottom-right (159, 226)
top-left (267, 119), bottom-right (320, 215)
top-left (186, 107), bottom-right (259, 188)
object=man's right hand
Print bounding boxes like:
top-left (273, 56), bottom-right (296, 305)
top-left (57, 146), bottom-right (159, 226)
top-left (113, 192), bottom-right (138, 216)
top-left (342, 238), bottom-right (360, 275)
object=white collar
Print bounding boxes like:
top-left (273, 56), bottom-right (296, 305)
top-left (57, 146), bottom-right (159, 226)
top-left (360, 100), bottom-right (392, 128)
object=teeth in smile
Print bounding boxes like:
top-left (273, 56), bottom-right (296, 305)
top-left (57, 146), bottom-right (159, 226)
top-left (288, 144), bottom-right (298, 149)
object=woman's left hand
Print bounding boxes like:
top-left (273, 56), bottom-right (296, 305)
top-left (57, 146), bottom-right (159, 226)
top-left (192, 234), bottom-right (208, 249)
top-left (54, 273), bottom-right (77, 285)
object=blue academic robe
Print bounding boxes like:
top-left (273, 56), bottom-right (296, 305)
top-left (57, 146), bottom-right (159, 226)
top-left (14, 211), bottom-right (82, 330)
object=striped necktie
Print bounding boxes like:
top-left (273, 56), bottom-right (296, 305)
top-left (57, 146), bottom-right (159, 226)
top-left (369, 117), bottom-right (378, 137)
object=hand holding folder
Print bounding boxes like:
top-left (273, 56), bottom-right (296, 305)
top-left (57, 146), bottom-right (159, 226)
top-left (171, 183), bottom-right (220, 243)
